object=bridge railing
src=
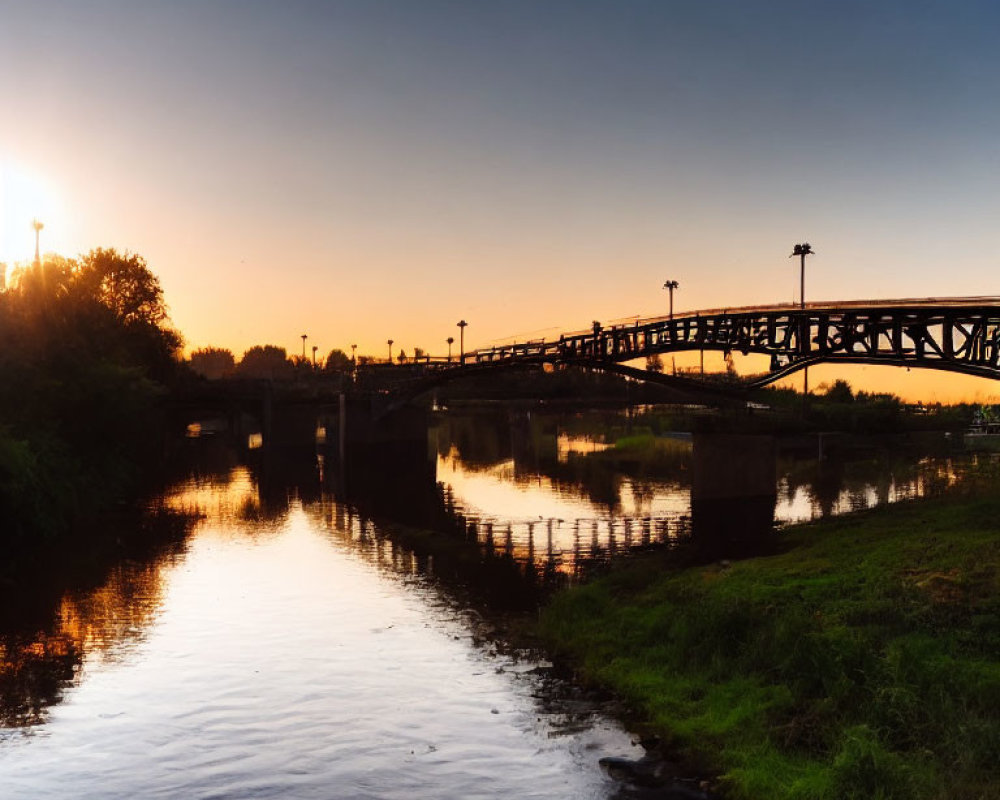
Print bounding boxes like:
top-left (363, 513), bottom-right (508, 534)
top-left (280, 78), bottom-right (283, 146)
top-left (602, 295), bottom-right (1000, 333)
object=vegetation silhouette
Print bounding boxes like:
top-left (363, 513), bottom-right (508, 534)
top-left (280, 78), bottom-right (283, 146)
top-left (324, 348), bottom-right (352, 373)
top-left (235, 345), bottom-right (293, 380)
top-left (0, 248), bottom-right (182, 540)
top-left (189, 346), bottom-right (236, 380)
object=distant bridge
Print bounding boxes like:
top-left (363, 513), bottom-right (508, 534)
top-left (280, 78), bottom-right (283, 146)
top-left (363, 297), bottom-right (1000, 393)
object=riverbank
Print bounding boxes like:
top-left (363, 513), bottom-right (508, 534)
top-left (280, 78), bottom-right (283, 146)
top-left (537, 494), bottom-right (1000, 799)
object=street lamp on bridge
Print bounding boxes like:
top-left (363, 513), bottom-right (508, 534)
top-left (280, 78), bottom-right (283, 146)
top-left (301, 334), bottom-right (308, 360)
top-left (790, 243), bottom-right (814, 308)
top-left (387, 339), bottom-right (394, 362)
top-left (456, 320), bottom-right (468, 365)
top-left (447, 336), bottom-right (454, 362)
top-left (663, 279), bottom-right (679, 320)
top-left (790, 242), bottom-right (815, 398)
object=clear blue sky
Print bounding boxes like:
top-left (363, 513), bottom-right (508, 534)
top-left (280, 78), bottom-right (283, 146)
top-left (2, 1), bottom-right (999, 397)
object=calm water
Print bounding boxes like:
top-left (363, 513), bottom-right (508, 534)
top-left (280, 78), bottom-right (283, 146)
top-left (0, 466), bottom-right (644, 799)
top-left (0, 408), bottom-right (990, 798)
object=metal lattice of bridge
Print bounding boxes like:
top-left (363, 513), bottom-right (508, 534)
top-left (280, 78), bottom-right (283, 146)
top-left (450, 297), bottom-right (1000, 388)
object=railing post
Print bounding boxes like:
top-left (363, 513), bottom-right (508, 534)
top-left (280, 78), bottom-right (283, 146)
top-left (798, 312), bottom-right (812, 356)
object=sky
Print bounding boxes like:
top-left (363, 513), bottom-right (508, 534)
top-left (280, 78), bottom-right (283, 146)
top-left (2, 0), bottom-right (1000, 401)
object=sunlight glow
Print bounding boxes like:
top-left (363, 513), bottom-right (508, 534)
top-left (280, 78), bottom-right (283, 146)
top-left (0, 161), bottom-right (65, 265)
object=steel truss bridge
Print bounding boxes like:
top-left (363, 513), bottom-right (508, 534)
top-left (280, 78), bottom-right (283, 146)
top-left (377, 298), bottom-right (1000, 393)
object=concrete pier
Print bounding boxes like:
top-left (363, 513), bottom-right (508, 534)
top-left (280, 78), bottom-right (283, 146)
top-left (691, 433), bottom-right (778, 558)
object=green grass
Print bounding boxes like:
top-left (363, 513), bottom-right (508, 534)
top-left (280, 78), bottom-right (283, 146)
top-left (538, 497), bottom-right (1000, 799)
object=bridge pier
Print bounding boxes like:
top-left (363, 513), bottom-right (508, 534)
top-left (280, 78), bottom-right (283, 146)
top-left (690, 433), bottom-right (777, 558)
top-left (333, 392), bottom-right (436, 522)
top-left (336, 393), bottom-right (429, 460)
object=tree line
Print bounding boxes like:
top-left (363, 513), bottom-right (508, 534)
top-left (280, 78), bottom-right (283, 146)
top-left (187, 345), bottom-right (431, 380)
top-left (188, 345), bottom-right (351, 380)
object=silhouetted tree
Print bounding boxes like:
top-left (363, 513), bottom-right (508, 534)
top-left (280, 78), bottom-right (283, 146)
top-left (76, 248), bottom-right (169, 326)
top-left (824, 379), bottom-right (854, 404)
top-left (325, 348), bottom-right (353, 373)
top-left (291, 355), bottom-right (312, 373)
top-left (0, 247), bottom-right (185, 539)
top-left (646, 353), bottom-right (664, 373)
top-left (189, 347), bottom-right (236, 380)
top-left (8, 255), bottom-right (76, 308)
top-left (5, 250), bottom-right (181, 376)
top-left (237, 345), bottom-right (292, 379)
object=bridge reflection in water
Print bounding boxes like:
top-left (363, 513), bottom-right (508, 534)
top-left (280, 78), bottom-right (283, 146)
top-left (173, 396), bottom-right (983, 583)
top-left (328, 409), bottom-right (984, 582)
top-left (334, 413), bottom-right (774, 577)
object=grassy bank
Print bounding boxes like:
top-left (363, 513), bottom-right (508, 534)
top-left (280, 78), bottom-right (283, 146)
top-left (538, 497), bottom-right (1000, 799)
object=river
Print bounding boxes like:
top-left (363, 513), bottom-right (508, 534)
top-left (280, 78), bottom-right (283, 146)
top-left (0, 407), bottom-right (990, 798)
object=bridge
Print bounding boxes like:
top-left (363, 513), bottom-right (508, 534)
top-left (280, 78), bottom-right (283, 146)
top-left (176, 297), bottom-right (1000, 454)
top-left (363, 297), bottom-right (1000, 393)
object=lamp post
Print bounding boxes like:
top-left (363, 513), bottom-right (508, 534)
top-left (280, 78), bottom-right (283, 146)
top-left (447, 336), bottom-right (454, 362)
top-left (32, 219), bottom-right (44, 267)
top-left (663, 279), bottom-right (679, 320)
top-left (387, 339), bottom-right (393, 362)
top-left (351, 343), bottom-right (357, 364)
top-left (790, 243), bottom-right (814, 309)
top-left (312, 345), bottom-right (318, 368)
top-left (456, 320), bottom-right (468, 365)
top-left (790, 243), bottom-right (815, 398)
top-left (301, 334), bottom-right (308, 360)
